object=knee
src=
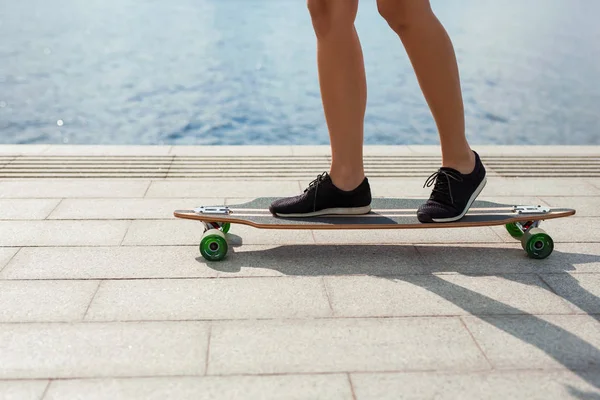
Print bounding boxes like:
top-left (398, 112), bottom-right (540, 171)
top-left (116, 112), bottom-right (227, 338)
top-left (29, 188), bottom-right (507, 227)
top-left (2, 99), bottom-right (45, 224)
top-left (377, 0), bottom-right (432, 33)
top-left (306, 0), bottom-right (327, 19)
top-left (307, 0), bottom-right (358, 38)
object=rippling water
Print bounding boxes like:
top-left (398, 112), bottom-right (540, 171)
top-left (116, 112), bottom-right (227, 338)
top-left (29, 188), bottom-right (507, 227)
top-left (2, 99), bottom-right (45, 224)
top-left (1, 0), bottom-right (599, 145)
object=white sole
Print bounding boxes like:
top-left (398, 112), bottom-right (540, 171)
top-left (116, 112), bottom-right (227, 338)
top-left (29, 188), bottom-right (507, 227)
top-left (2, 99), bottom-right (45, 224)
top-left (275, 205), bottom-right (372, 218)
top-left (431, 176), bottom-right (488, 223)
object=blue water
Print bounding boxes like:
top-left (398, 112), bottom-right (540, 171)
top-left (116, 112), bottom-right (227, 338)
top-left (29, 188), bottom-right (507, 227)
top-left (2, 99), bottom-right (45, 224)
top-left (1, 0), bottom-right (599, 145)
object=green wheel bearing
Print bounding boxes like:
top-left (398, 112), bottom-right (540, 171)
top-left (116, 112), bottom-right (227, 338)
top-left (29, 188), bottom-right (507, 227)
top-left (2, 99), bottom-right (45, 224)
top-left (199, 229), bottom-right (228, 261)
top-left (505, 222), bottom-right (524, 239)
top-left (521, 228), bottom-right (554, 259)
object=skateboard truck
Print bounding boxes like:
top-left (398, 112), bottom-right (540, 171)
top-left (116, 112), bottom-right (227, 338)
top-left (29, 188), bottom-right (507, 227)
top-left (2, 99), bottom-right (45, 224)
top-left (513, 205), bottom-right (550, 215)
top-left (193, 206), bottom-right (232, 215)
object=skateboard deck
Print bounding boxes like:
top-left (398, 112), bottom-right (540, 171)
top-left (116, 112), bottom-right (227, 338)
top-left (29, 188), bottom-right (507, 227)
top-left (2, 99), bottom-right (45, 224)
top-left (174, 197), bottom-right (575, 261)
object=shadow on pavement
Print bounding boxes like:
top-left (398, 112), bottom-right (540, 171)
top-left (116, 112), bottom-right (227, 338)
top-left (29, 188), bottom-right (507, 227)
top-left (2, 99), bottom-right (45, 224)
top-left (202, 244), bottom-right (600, 396)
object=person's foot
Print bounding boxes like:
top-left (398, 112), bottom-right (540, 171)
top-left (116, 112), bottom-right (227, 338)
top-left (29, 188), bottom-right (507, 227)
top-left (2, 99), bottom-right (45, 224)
top-left (269, 172), bottom-right (372, 217)
top-left (417, 151), bottom-right (487, 223)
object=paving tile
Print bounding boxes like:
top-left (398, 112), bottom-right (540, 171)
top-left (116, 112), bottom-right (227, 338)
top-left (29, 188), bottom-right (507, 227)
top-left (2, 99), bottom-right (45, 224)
top-left (416, 243), bottom-right (600, 274)
top-left (0, 180), bottom-right (150, 199)
top-left (481, 178), bottom-right (600, 197)
top-left (325, 274), bottom-right (573, 318)
top-left (0, 380), bottom-right (49, 400)
top-left (363, 146), bottom-right (416, 156)
top-left (0, 246), bottom-right (218, 280)
top-left (289, 146), bottom-right (332, 156)
top-left (208, 317), bottom-right (489, 374)
top-left (0, 199), bottom-right (61, 220)
top-left (222, 224), bottom-right (316, 246)
top-left (366, 179), bottom-right (434, 197)
top-left (122, 220), bottom-right (314, 246)
top-left (211, 244), bottom-right (425, 278)
top-left (540, 196), bottom-right (600, 217)
top-left (408, 144), bottom-right (600, 157)
top-left (0, 248), bottom-right (18, 271)
top-left (0, 322), bottom-right (208, 379)
top-left (0, 221), bottom-right (130, 246)
top-left (0, 280), bottom-right (98, 322)
top-left (490, 217), bottom-right (599, 244)
top-left (145, 180), bottom-right (300, 198)
top-left (477, 196), bottom-right (549, 206)
top-left (313, 225), bottom-right (502, 244)
top-left (293, 145), bottom-right (600, 157)
top-left (588, 179), bottom-right (600, 191)
top-left (48, 198), bottom-right (224, 220)
top-left (457, 145), bottom-right (600, 156)
top-left (170, 145), bottom-right (294, 156)
top-left (119, 219), bottom-right (211, 247)
top-left (462, 315), bottom-right (600, 370)
top-left (42, 145), bottom-right (172, 156)
top-left (0, 145), bottom-right (50, 155)
top-left (86, 277), bottom-right (331, 321)
top-left (44, 374), bottom-right (353, 400)
top-left (540, 273), bottom-right (600, 315)
top-left (351, 370), bottom-right (600, 400)
top-left (364, 160), bottom-right (449, 178)
top-left (224, 197), bottom-right (255, 206)
top-left (405, 145), bottom-right (564, 159)
top-left (406, 146), bottom-right (443, 156)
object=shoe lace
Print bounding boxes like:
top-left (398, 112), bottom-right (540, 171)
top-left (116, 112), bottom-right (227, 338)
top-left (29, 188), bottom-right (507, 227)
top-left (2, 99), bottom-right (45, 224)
top-left (423, 169), bottom-right (463, 204)
top-left (305, 171), bottom-right (329, 211)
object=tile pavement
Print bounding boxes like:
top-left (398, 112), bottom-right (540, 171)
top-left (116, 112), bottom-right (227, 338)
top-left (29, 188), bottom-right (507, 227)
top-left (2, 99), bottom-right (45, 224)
top-left (0, 145), bottom-right (599, 399)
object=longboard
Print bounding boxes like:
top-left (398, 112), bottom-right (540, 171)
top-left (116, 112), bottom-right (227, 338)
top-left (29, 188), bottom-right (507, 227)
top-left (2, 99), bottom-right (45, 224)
top-left (174, 197), bottom-right (576, 261)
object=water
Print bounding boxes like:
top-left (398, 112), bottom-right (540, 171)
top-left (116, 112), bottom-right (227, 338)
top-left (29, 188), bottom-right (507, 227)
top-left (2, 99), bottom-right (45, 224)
top-left (1, 0), bottom-right (599, 145)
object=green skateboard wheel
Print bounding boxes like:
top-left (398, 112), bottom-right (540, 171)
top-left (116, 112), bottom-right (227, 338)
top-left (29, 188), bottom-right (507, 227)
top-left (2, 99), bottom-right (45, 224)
top-left (199, 229), bottom-right (228, 261)
top-left (505, 222), bottom-right (524, 239)
top-left (208, 222), bottom-right (231, 234)
top-left (521, 228), bottom-right (554, 259)
top-left (220, 222), bottom-right (231, 234)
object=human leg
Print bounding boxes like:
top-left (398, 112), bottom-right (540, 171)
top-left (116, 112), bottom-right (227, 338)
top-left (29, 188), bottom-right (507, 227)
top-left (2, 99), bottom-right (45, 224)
top-left (378, 0), bottom-right (474, 172)
top-left (377, 0), bottom-right (486, 222)
top-left (269, 0), bottom-right (371, 217)
top-left (310, 0), bottom-right (367, 191)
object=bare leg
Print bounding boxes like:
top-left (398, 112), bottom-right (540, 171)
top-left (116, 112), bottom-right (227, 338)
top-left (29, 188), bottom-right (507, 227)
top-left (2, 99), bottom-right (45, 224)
top-left (378, 0), bottom-right (475, 174)
top-left (308, 0), bottom-right (367, 190)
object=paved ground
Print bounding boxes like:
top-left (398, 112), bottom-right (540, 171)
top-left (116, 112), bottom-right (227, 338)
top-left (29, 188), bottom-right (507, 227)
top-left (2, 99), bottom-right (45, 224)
top-left (0, 145), bottom-right (599, 400)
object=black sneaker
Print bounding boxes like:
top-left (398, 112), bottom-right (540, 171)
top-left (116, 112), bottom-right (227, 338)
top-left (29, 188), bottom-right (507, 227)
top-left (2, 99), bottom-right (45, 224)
top-left (417, 151), bottom-right (487, 223)
top-left (269, 172), bottom-right (372, 217)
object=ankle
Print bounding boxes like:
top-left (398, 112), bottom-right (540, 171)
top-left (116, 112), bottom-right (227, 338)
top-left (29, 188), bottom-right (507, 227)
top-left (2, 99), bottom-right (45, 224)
top-left (329, 170), bottom-right (365, 192)
top-left (442, 150), bottom-right (476, 175)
